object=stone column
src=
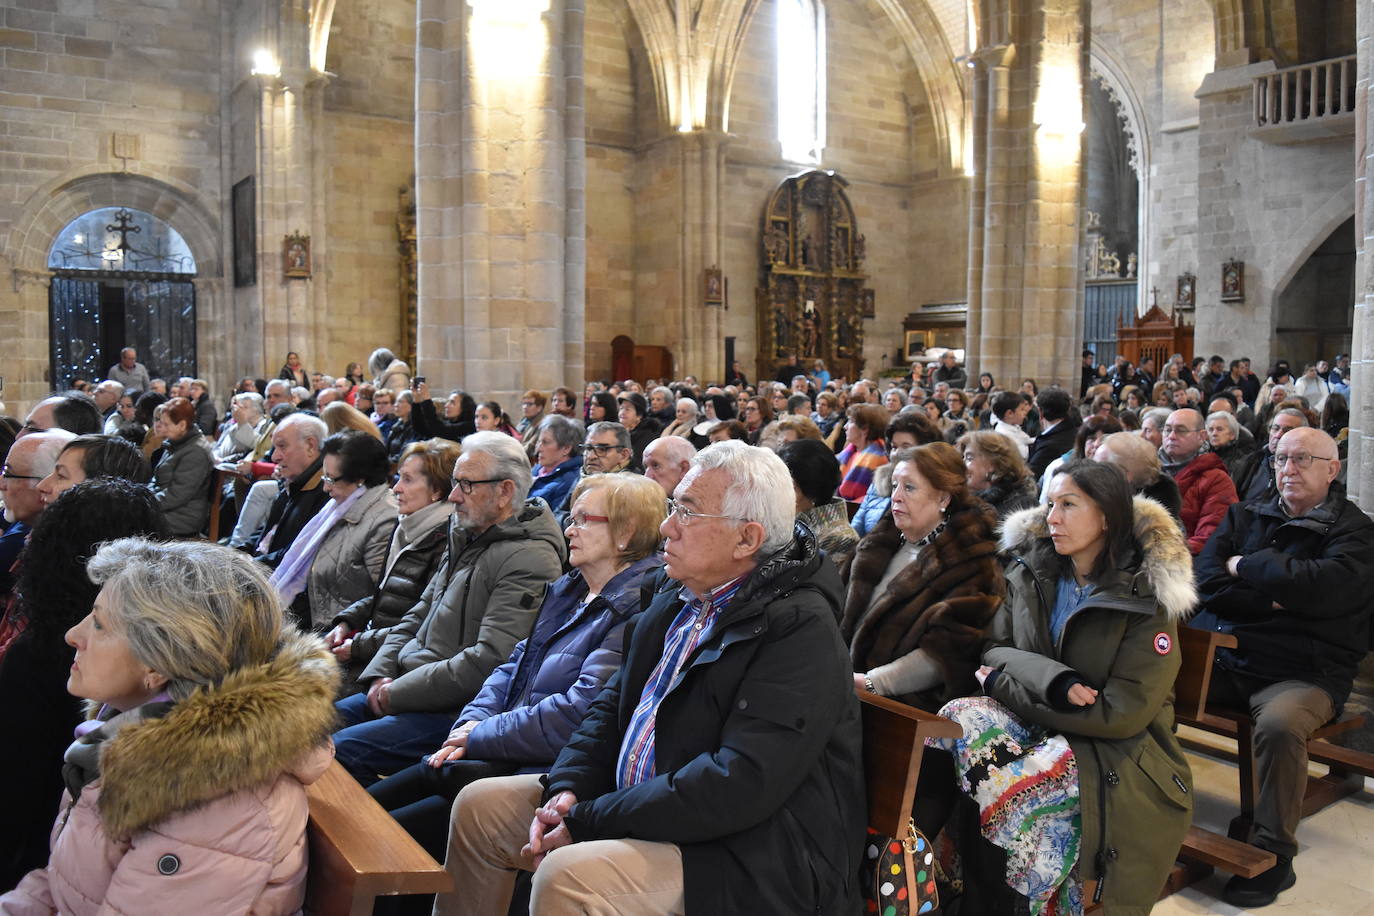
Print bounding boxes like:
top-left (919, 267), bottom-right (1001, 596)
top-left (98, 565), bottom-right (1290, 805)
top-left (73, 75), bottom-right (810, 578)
top-left (969, 0), bottom-right (1087, 392)
top-left (415, 0), bottom-right (586, 405)
top-left (1352, 1), bottom-right (1373, 510)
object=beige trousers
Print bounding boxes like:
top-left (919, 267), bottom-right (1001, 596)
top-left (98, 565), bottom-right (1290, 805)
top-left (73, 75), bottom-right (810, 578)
top-left (433, 773), bottom-right (686, 916)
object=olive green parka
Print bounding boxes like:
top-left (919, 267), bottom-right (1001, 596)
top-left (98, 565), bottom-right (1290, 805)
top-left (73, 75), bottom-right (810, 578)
top-left (984, 496), bottom-right (1197, 915)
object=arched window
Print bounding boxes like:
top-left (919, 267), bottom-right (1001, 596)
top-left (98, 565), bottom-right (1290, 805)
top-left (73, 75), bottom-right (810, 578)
top-left (48, 207), bottom-right (196, 274)
top-left (46, 207), bottom-right (198, 389)
top-left (777, 0), bottom-right (826, 164)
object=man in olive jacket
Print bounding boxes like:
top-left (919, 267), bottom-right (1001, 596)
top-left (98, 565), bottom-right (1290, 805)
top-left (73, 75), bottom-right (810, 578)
top-left (435, 441), bottom-right (865, 915)
top-left (333, 432), bottom-right (565, 785)
top-left (1194, 428), bottom-right (1374, 907)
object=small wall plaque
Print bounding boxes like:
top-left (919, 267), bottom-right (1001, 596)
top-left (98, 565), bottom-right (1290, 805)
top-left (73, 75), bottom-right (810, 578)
top-left (1221, 260), bottom-right (1244, 302)
top-left (283, 232), bottom-right (311, 279)
top-left (1176, 272), bottom-right (1195, 308)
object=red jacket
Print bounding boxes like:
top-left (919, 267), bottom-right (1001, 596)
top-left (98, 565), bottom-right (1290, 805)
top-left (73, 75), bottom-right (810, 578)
top-left (1174, 451), bottom-right (1238, 554)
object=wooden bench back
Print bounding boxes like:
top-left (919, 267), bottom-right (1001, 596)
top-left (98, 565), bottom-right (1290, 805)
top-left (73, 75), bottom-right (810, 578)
top-left (858, 691), bottom-right (962, 838)
top-left (305, 760), bottom-right (453, 915)
top-left (1174, 626), bottom-right (1237, 723)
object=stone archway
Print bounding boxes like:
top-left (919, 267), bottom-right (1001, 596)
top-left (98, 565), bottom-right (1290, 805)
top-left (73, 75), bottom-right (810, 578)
top-left (4, 171), bottom-right (224, 409)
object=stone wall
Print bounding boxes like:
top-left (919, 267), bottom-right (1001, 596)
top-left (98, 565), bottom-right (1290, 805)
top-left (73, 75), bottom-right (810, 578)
top-left (0, 0), bottom-right (225, 411)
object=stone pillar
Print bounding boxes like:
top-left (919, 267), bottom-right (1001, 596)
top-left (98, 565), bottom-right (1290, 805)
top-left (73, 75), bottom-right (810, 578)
top-left (1352, 2), bottom-right (1373, 510)
top-left (970, 0), bottom-right (1087, 392)
top-left (415, 0), bottom-right (586, 405)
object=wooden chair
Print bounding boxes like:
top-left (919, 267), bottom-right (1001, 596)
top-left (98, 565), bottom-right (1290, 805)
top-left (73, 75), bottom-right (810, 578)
top-left (305, 760), bottom-right (453, 915)
top-left (207, 467), bottom-right (233, 541)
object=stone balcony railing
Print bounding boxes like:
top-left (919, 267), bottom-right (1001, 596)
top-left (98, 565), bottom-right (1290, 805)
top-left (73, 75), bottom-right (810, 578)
top-left (1252, 54), bottom-right (1356, 144)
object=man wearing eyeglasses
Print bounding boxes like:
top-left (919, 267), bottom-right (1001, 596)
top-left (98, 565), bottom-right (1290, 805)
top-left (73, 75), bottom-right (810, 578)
top-left (0, 430), bottom-right (76, 596)
top-left (333, 431), bottom-right (565, 786)
top-left (580, 422), bottom-right (636, 476)
top-left (436, 440), bottom-right (864, 914)
top-left (1193, 427), bottom-right (1374, 907)
top-left (1235, 407), bottom-right (1309, 504)
top-left (1159, 407), bottom-right (1238, 554)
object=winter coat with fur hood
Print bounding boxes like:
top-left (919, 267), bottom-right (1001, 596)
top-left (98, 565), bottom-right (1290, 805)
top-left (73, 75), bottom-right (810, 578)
top-left (984, 497), bottom-right (1196, 916)
top-left (839, 500), bottom-right (1005, 710)
top-left (1, 631), bottom-right (339, 916)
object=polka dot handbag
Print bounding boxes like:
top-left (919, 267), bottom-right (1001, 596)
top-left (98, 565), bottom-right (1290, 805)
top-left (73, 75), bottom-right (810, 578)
top-left (862, 819), bottom-right (938, 916)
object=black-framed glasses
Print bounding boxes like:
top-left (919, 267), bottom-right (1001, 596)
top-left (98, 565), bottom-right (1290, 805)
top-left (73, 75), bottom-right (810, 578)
top-left (451, 477), bottom-right (506, 494)
top-left (582, 443), bottom-right (625, 456)
top-left (1268, 454), bottom-right (1332, 470)
top-left (1, 465), bottom-right (41, 481)
top-left (1162, 425), bottom-right (1199, 436)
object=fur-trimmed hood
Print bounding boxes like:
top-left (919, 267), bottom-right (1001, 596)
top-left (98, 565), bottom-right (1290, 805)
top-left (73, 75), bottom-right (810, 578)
top-left (93, 630), bottom-right (340, 838)
top-left (999, 495), bottom-right (1197, 621)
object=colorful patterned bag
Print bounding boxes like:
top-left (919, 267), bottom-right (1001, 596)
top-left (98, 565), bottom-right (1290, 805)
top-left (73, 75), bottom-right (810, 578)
top-left (862, 818), bottom-right (938, 916)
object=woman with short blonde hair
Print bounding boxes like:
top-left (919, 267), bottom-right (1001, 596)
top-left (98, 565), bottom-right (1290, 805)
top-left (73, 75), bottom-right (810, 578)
top-left (322, 399), bottom-right (383, 441)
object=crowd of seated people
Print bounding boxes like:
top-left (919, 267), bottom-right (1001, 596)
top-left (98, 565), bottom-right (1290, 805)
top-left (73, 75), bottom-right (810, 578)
top-left (0, 342), bottom-right (1367, 914)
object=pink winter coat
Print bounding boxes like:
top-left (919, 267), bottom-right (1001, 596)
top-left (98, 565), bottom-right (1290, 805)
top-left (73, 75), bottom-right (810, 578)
top-left (1, 632), bottom-right (339, 916)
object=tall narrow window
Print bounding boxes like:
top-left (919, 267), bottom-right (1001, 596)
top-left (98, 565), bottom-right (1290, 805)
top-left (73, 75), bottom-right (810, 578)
top-left (777, 0), bottom-right (825, 164)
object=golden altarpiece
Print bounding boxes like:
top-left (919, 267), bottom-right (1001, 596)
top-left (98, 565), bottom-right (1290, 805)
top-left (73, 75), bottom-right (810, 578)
top-left (756, 170), bottom-right (875, 383)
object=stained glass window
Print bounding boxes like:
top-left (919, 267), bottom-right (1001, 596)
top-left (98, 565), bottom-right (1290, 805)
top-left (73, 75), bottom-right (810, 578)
top-left (47, 207), bottom-right (196, 274)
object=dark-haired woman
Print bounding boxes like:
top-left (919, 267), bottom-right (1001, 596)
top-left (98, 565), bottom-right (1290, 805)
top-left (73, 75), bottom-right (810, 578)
top-left (270, 430), bottom-right (398, 629)
top-left (410, 382), bottom-right (476, 444)
top-left (35, 434), bottom-right (151, 509)
top-left (921, 460), bottom-right (1195, 915)
top-left (779, 439), bottom-right (860, 569)
top-left (0, 479), bottom-right (167, 891)
top-left (279, 351), bottom-right (310, 388)
top-left (840, 442), bottom-right (1004, 710)
top-left (586, 391), bottom-right (617, 427)
top-left (149, 396), bottom-right (214, 537)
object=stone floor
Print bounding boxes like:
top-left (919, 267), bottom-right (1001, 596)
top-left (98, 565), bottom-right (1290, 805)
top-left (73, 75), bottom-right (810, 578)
top-left (1152, 727), bottom-right (1374, 915)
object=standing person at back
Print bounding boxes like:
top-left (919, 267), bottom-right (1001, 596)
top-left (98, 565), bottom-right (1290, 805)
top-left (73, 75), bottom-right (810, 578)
top-left (106, 347), bottom-right (150, 394)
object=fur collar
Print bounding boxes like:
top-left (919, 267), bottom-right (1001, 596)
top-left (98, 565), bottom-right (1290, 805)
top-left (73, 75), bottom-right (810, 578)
top-left (999, 495), bottom-right (1197, 621)
top-left (94, 630), bottom-right (339, 838)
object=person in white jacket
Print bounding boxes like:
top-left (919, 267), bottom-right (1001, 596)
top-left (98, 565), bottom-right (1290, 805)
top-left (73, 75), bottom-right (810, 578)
top-left (1292, 363), bottom-right (1331, 412)
top-left (989, 390), bottom-right (1034, 459)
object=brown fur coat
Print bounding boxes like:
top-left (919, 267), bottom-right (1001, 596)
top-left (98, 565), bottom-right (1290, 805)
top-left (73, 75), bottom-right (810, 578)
top-left (839, 500), bottom-right (1005, 708)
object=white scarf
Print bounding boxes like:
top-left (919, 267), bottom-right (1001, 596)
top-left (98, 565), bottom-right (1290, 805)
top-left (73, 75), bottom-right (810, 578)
top-left (270, 487), bottom-right (367, 605)
top-left (384, 499), bottom-right (454, 580)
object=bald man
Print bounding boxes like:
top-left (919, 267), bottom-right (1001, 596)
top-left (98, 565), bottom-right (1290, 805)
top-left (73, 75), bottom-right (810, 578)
top-left (642, 436), bottom-right (696, 498)
top-left (0, 430), bottom-right (77, 593)
top-left (1160, 407), bottom-right (1238, 553)
top-left (1193, 427), bottom-right (1374, 907)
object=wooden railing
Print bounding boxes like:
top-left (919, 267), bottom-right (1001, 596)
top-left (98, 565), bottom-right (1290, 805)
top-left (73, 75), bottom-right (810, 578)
top-left (1253, 55), bottom-right (1356, 128)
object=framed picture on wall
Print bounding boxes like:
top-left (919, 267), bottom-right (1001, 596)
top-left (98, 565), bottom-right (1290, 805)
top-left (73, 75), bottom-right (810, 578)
top-left (704, 266), bottom-right (724, 305)
top-left (283, 232), bottom-right (311, 279)
top-left (1176, 272), bottom-right (1195, 308)
top-left (1221, 260), bottom-right (1244, 302)
top-left (232, 177), bottom-right (256, 288)
top-left (904, 330), bottom-right (928, 360)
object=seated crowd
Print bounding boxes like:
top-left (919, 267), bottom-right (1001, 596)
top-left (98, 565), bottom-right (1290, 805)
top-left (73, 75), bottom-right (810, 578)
top-left (0, 343), bottom-right (1368, 914)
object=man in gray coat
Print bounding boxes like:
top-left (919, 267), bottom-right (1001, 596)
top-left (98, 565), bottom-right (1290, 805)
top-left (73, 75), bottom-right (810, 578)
top-left (332, 431), bottom-right (566, 785)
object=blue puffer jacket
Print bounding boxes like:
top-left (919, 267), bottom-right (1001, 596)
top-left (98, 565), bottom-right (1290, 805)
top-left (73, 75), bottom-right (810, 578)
top-left (529, 455), bottom-right (583, 522)
top-left (851, 481), bottom-right (890, 537)
top-left (459, 553), bottom-right (662, 767)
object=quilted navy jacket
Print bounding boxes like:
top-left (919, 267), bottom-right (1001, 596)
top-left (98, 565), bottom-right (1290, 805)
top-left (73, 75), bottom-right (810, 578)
top-left (458, 553), bottom-right (663, 766)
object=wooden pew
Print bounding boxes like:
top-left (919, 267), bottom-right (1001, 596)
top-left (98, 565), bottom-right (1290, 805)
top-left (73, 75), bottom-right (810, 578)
top-left (207, 467), bottom-right (233, 541)
top-left (1165, 627), bottom-right (1278, 894)
top-left (305, 760), bottom-right (453, 915)
top-left (857, 690), bottom-right (962, 840)
top-left (1175, 626), bottom-right (1374, 843)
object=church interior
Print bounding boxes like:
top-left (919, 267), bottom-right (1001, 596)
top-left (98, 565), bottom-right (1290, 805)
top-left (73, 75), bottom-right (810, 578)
top-left (2, 1), bottom-right (1374, 912)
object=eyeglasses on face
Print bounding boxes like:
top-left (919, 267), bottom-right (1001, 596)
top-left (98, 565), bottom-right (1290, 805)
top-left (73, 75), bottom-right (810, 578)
top-left (582, 443), bottom-right (625, 456)
top-left (1, 465), bottom-right (41, 482)
top-left (450, 477), bottom-right (505, 494)
top-left (665, 498), bottom-right (747, 526)
top-left (566, 512), bottom-right (610, 529)
top-left (1268, 453), bottom-right (1332, 470)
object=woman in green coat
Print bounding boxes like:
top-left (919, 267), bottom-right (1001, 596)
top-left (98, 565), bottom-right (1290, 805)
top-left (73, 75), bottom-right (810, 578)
top-left (924, 460), bottom-right (1197, 915)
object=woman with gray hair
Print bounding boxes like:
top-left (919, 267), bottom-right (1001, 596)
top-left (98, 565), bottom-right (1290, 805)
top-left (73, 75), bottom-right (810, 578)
top-left (658, 396), bottom-right (700, 439)
top-left (1, 538), bottom-right (338, 913)
top-left (369, 347), bottom-right (411, 393)
top-left (1205, 410), bottom-right (1254, 482)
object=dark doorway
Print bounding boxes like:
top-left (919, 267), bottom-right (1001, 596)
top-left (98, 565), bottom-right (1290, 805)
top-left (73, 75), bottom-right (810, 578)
top-left (50, 274), bottom-right (197, 389)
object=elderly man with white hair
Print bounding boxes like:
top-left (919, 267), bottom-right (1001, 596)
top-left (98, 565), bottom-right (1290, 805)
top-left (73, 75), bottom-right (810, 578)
top-left (434, 441), bottom-right (865, 916)
top-left (93, 380), bottom-right (125, 435)
top-left (642, 435), bottom-right (696, 497)
top-left (333, 431), bottom-right (566, 785)
top-left (1194, 427), bottom-right (1374, 907)
top-left (240, 413), bottom-right (330, 568)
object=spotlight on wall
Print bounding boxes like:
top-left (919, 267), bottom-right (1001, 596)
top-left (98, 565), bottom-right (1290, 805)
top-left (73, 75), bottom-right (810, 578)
top-left (468, 0), bottom-right (550, 80)
top-left (250, 49), bottom-right (280, 78)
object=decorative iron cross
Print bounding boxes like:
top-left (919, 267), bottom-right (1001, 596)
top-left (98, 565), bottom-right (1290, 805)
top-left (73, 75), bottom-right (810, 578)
top-left (106, 209), bottom-right (141, 253)
top-left (1150, 286), bottom-right (1160, 308)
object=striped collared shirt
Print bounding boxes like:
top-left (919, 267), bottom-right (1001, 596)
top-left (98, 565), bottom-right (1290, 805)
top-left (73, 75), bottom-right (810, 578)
top-left (615, 571), bottom-right (750, 788)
